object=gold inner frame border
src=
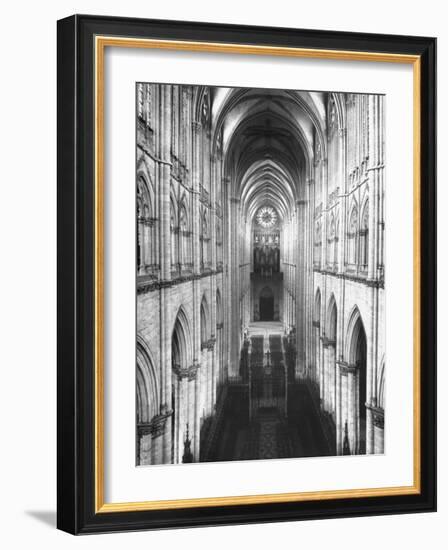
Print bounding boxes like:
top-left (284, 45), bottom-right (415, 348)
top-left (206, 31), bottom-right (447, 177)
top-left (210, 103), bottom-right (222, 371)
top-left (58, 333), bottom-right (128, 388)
top-left (94, 35), bottom-right (421, 513)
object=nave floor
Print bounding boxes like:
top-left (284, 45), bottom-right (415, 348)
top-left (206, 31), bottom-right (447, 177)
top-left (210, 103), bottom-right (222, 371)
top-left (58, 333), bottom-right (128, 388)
top-left (205, 382), bottom-right (334, 463)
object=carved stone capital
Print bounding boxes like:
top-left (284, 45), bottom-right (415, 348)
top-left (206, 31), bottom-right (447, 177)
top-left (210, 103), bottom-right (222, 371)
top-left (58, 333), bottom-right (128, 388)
top-left (373, 409), bottom-right (385, 429)
top-left (207, 337), bottom-right (216, 351)
top-left (337, 360), bottom-right (357, 375)
top-left (137, 409), bottom-right (172, 440)
top-left (192, 121), bottom-right (202, 133)
top-left (321, 336), bottom-right (336, 348)
top-left (149, 411), bottom-right (171, 439)
top-left (172, 363), bottom-right (200, 381)
top-left (366, 404), bottom-right (385, 429)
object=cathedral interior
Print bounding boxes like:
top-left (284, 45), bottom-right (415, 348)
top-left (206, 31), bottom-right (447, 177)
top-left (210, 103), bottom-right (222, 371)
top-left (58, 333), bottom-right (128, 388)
top-left (136, 84), bottom-right (385, 465)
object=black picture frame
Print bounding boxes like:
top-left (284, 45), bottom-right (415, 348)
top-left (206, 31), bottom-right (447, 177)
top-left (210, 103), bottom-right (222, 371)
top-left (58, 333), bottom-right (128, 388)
top-left (57, 14), bottom-right (436, 535)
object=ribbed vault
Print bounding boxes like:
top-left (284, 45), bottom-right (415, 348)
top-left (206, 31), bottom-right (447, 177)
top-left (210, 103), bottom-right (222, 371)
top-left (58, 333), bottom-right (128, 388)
top-left (211, 88), bottom-right (325, 224)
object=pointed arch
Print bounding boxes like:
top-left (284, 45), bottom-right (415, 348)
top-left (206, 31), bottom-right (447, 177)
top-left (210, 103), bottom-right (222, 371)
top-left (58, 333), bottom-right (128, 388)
top-left (312, 288), bottom-right (322, 385)
top-left (360, 198), bottom-right (369, 269)
top-left (136, 336), bottom-right (159, 424)
top-left (172, 306), bottom-right (192, 369)
top-left (347, 200), bottom-right (359, 265)
top-left (137, 172), bottom-right (154, 217)
top-left (329, 92), bottom-right (346, 132)
top-left (200, 209), bottom-right (211, 270)
top-left (345, 306), bottom-right (366, 364)
top-left (170, 192), bottom-right (179, 271)
top-left (326, 294), bottom-right (338, 342)
top-left (314, 219), bottom-right (322, 268)
top-left (327, 211), bottom-right (336, 266)
top-left (200, 295), bottom-right (210, 345)
top-left (216, 288), bottom-right (223, 326)
top-left (136, 172), bottom-right (156, 275)
top-left (314, 288), bottom-right (321, 323)
top-left (334, 211), bottom-right (340, 268)
top-left (378, 357), bottom-right (386, 409)
top-left (178, 196), bottom-right (192, 270)
top-left (322, 293), bottom-right (338, 417)
top-left (345, 306), bottom-right (368, 454)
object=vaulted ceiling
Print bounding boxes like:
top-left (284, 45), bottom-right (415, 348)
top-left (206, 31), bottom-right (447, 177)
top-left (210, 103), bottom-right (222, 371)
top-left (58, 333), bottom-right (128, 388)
top-left (209, 88), bottom-right (327, 224)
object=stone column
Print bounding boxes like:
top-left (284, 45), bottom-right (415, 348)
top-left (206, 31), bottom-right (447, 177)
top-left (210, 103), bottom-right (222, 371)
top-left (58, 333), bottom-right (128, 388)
top-left (173, 363), bottom-right (199, 462)
top-left (194, 365), bottom-right (200, 459)
top-left (305, 177), bottom-right (315, 381)
top-left (296, 200), bottom-right (307, 375)
top-left (158, 84), bottom-right (173, 463)
top-left (335, 361), bottom-right (343, 454)
top-left (346, 364), bottom-right (357, 454)
top-left (229, 197), bottom-right (241, 377)
top-left (321, 159), bottom-right (328, 270)
top-left (209, 156), bottom-right (218, 409)
top-left (372, 407), bottom-right (385, 453)
top-left (208, 339), bottom-right (216, 413)
top-left (328, 342), bottom-right (336, 418)
top-left (367, 94), bottom-right (379, 281)
top-left (320, 336), bottom-right (326, 407)
top-left (191, 120), bottom-right (202, 459)
top-left (150, 411), bottom-right (171, 464)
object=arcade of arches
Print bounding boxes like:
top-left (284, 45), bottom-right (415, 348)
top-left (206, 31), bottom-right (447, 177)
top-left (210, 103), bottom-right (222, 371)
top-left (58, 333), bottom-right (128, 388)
top-left (136, 84), bottom-right (385, 465)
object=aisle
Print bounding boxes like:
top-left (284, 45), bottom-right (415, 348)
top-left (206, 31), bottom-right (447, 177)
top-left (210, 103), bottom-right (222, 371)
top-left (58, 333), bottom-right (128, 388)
top-left (206, 382), bottom-right (332, 462)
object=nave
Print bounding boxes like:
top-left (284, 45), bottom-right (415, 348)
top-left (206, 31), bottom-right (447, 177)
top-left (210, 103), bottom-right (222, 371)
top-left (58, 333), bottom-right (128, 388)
top-left (136, 83), bottom-right (385, 465)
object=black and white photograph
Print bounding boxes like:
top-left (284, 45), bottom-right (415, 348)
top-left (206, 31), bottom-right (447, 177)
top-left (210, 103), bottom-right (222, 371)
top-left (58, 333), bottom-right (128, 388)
top-left (136, 84), bottom-right (385, 466)
top-left (0, 0), bottom-right (440, 543)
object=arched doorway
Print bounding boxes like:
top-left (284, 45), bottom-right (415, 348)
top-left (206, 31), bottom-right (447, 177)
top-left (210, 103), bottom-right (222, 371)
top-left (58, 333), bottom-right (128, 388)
top-left (259, 286), bottom-right (274, 321)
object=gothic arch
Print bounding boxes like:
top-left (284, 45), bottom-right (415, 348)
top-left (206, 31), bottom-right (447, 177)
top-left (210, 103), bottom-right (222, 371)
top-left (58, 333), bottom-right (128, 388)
top-left (136, 336), bottom-right (159, 424)
top-left (216, 288), bottom-right (223, 325)
top-left (193, 86), bottom-right (210, 124)
top-left (170, 192), bottom-right (179, 269)
top-left (137, 172), bottom-right (154, 216)
top-left (348, 200), bottom-right (359, 234)
top-left (345, 306), bottom-right (368, 454)
top-left (347, 200), bottom-right (359, 265)
top-left (314, 288), bottom-right (321, 322)
top-left (359, 198), bottom-right (369, 268)
top-left (327, 212), bottom-right (336, 266)
top-left (361, 198), bottom-right (369, 227)
top-left (178, 197), bottom-right (191, 268)
top-left (329, 92), bottom-right (346, 132)
top-left (345, 306), bottom-right (366, 364)
top-left (200, 295), bottom-right (210, 345)
top-left (136, 172), bottom-right (157, 275)
top-left (172, 306), bottom-right (192, 369)
top-left (378, 357), bottom-right (386, 409)
top-left (170, 191), bottom-right (178, 225)
top-left (326, 294), bottom-right (337, 342)
top-left (328, 212), bottom-right (335, 239)
top-left (136, 156), bottom-right (154, 198)
top-left (312, 288), bottom-right (322, 384)
top-left (179, 197), bottom-right (189, 227)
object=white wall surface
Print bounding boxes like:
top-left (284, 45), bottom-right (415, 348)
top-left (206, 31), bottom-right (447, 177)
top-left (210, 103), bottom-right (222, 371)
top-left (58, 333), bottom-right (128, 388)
top-left (0, 0), bottom-right (443, 547)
